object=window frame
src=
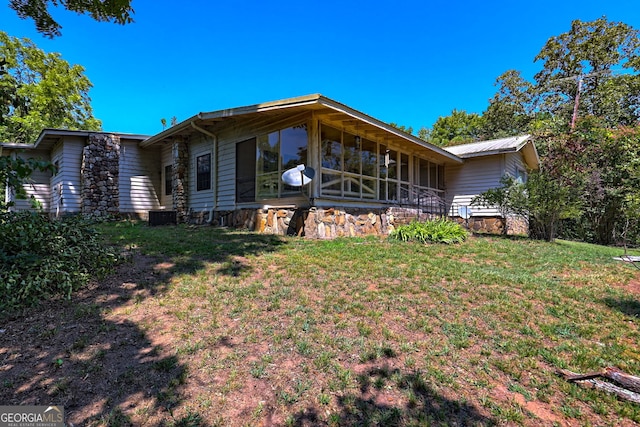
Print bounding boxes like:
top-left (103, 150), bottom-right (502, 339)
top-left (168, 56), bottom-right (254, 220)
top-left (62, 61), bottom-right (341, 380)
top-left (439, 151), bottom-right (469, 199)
top-left (164, 164), bottom-right (172, 196)
top-left (196, 153), bottom-right (212, 192)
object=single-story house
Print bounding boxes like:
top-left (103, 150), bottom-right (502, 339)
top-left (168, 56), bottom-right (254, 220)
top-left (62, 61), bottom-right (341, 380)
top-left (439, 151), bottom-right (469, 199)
top-left (1, 94), bottom-right (539, 237)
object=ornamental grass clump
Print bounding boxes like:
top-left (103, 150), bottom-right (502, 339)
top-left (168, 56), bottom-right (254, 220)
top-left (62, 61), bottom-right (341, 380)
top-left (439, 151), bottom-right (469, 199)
top-left (390, 218), bottom-right (468, 244)
top-left (0, 212), bottom-right (118, 310)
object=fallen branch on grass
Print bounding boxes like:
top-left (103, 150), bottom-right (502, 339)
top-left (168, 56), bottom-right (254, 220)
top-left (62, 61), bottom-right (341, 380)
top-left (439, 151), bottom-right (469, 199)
top-left (557, 368), bottom-right (640, 404)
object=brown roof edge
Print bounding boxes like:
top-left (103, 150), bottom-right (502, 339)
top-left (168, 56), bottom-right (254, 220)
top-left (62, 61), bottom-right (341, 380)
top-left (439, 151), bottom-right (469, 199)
top-left (140, 94), bottom-right (464, 164)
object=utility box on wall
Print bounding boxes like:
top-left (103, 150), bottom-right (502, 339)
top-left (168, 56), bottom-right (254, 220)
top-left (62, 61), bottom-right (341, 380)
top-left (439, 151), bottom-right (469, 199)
top-left (148, 210), bottom-right (177, 226)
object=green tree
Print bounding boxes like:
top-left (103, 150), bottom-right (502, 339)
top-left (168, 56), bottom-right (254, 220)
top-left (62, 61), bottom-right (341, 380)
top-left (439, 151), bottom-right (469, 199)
top-left (9, 0), bottom-right (134, 38)
top-left (472, 171), bottom-right (581, 242)
top-left (429, 109), bottom-right (485, 146)
top-left (0, 31), bottom-right (101, 144)
top-left (389, 122), bottom-right (414, 135)
top-left (534, 17), bottom-right (640, 127)
top-left (482, 70), bottom-right (536, 138)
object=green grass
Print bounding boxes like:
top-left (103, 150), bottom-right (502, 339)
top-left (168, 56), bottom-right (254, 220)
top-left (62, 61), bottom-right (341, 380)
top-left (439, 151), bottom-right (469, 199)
top-left (89, 221), bottom-right (640, 425)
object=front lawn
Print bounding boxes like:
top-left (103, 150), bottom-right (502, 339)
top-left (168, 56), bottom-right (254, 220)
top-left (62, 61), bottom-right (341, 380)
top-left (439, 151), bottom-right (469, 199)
top-left (2, 221), bottom-right (640, 426)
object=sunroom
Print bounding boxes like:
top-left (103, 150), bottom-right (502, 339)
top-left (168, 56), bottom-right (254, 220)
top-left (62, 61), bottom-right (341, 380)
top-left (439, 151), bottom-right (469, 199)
top-left (141, 94), bottom-right (463, 236)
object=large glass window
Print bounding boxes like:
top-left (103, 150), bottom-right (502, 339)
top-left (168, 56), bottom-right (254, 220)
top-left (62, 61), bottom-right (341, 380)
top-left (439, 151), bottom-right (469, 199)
top-left (256, 124), bottom-right (308, 199)
top-left (321, 125), bottom-right (342, 196)
top-left (361, 138), bottom-right (377, 199)
top-left (318, 123), bottom-right (444, 203)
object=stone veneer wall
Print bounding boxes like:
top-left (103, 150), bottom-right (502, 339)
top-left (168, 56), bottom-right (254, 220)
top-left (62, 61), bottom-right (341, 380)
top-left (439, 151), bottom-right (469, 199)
top-left (188, 207), bottom-right (530, 238)
top-left (452, 215), bottom-right (529, 236)
top-left (191, 206), bottom-right (453, 238)
top-left (81, 134), bottom-right (120, 217)
top-left (172, 138), bottom-right (189, 223)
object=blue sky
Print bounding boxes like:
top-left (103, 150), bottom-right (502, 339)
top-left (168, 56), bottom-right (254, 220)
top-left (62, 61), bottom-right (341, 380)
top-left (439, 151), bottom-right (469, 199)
top-left (2, 0), bottom-right (639, 136)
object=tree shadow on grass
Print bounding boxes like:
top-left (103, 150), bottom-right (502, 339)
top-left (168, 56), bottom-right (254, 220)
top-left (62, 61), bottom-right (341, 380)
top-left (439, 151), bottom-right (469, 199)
top-left (292, 365), bottom-right (496, 426)
top-left (603, 296), bottom-right (640, 319)
top-left (110, 223), bottom-right (288, 287)
top-left (0, 224), bottom-right (288, 426)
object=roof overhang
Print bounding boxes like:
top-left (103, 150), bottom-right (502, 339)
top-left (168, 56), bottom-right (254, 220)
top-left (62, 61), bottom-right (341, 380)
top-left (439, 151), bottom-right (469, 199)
top-left (140, 94), bottom-right (463, 165)
top-left (0, 129), bottom-right (150, 153)
top-left (444, 135), bottom-right (540, 170)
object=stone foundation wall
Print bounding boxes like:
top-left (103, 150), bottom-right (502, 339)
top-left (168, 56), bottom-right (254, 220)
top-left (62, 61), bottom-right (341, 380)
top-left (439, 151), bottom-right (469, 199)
top-left (81, 134), bottom-right (120, 217)
top-left (187, 207), bottom-right (528, 238)
top-left (452, 215), bottom-right (529, 235)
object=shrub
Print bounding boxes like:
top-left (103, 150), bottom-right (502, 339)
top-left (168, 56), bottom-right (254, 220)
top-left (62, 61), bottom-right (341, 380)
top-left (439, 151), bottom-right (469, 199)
top-left (0, 212), bottom-right (118, 310)
top-left (390, 218), bottom-right (468, 244)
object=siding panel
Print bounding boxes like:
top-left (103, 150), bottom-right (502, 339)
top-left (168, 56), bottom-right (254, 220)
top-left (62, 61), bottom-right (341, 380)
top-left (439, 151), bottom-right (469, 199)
top-left (119, 140), bottom-right (161, 214)
top-left (10, 149), bottom-right (52, 211)
top-left (445, 156), bottom-right (504, 216)
top-left (50, 137), bottom-right (83, 215)
top-left (189, 135), bottom-right (216, 211)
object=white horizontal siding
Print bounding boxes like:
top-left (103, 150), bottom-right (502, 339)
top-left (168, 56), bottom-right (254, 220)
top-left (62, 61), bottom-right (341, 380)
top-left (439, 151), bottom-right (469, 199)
top-left (10, 149), bottom-right (52, 211)
top-left (189, 135), bottom-right (216, 211)
top-left (119, 140), bottom-right (161, 214)
top-left (505, 152), bottom-right (526, 177)
top-left (51, 137), bottom-right (84, 215)
top-left (445, 156), bottom-right (504, 216)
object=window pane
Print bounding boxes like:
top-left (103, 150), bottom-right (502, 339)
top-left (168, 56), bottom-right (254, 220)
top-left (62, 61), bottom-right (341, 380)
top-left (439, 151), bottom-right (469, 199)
top-left (387, 181), bottom-right (398, 201)
top-left (196, 153), bottom-right (211, 191)
top-left (321, 171), bottom-right (342, 195)
top-left (400, 153), bottom-right (409, 182)
top-left (257, 132), bottom-right (279, 174)
top-left (429, 163), bottom-right (437, 189)
top-left (387, 149), bottom-right (398, 180)
top-left (379, 144), bottom-right (388, 180)
top-left (281, 125), bottom-right (308, 171)
top-left (257, 172), bottom-right (279, 198)
top-left (361, 139), bottom-right (376, 177)
top-left (362, 177), bottom-right (376, 199)
top-left (321, 125), bottom-right (342, 171)
top-left (438, 165), bottom-right (444, 190)
top-left (344, 132), bottom-right (360, 174)
top-left (343, 174), bottom-right (361, 196)
top-left (419, 159), bottom-right (429, 187)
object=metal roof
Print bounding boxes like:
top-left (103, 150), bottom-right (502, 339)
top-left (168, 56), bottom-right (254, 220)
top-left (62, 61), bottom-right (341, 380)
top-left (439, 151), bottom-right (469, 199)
top-left (443, 134), bottom-right (539, 169)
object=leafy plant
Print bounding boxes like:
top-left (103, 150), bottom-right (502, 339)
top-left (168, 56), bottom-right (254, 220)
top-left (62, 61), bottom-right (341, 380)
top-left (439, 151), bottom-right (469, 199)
top-left (0, 212), bottom-right (118, 311)
top-left (390, 218), bottom-right (468, 244)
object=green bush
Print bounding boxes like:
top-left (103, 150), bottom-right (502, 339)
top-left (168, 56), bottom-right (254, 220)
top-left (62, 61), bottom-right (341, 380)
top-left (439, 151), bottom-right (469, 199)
top-left (390, 218), bottom-right (469, 244)
top-left (0, 212), bottom-right (118, 310)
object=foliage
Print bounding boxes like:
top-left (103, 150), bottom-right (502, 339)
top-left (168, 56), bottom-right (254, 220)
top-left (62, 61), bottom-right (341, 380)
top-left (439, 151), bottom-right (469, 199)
top-left (0, 31), bottom-right (101, 144)
top-left (390, 218), bottom-right (468, 244)
top-left (471, 175), bottom-right (529, 235)
top-left (482, 70), bottom-right (536, 138)
top-left (475, 18), bottom-right (640, 139)
top-left (472, 172), bottom-right (581, 242)
top-left (9, 0), bottom-right (135, 38)
top-left (429, 110), bottom-right (485, 146)
top-left (533, 17), bottom-right (640, 127)
top-left (0, 212), bottom-right (117, 310)
top-left (525, 170), bottom-right (582, 242)
top-left (535, 122), bottom-right (640, 245)
top-left (0, 155), bottom-right (55, 210)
